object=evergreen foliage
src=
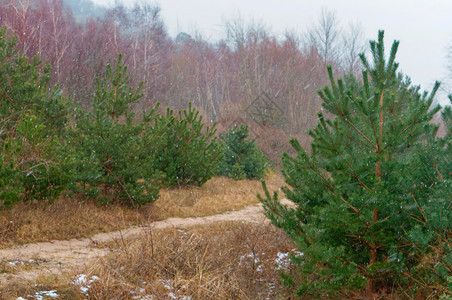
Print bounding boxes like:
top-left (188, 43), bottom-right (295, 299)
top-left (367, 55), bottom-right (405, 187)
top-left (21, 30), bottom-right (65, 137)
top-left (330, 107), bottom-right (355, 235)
top-left (218, 124), bottom-right (268, 180)
top-left (69, 55), bottom-right (219, 203)
top-left (0, 27), bottom-right (223, 208)
top-left (416, 97), bottom-right (452, 297)
top-left (152, 103), bottom-right (221, 187)
top-left (70, 54), bottom-right (161, 206)
top-left (0, 27), bottom-right (69, 208)
top-left (260, 31), bottom-right (452, 297)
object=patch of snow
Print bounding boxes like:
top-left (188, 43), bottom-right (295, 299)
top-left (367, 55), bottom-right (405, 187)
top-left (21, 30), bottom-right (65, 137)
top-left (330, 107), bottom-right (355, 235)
top-left (158, 279), bottom-right (191, 300)
top-left (9, 259), bottom-right (36, 266)
top-left (239, 253), bottom-right (255, 263)
top-left (130, 287), bottom-right (147, 296)
top-left (239, 253), bottom-right (261, 267)
top-left (72, 274), bottom-right (99, 295)
top-left (34, 290), bottom-right (59, 299)
top-left (160, 279), bottom-right (173, 290)
top-left (73, 274), bottom-right (87, 285)
top-left (275, 252), bottom-right (290, 270)
top-left (275, 250), bottom-right (304, 270)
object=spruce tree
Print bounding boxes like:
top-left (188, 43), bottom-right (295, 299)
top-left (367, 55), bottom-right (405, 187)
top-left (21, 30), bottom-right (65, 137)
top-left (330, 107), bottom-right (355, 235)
top-left (260, 31), bottom-right (451, 297)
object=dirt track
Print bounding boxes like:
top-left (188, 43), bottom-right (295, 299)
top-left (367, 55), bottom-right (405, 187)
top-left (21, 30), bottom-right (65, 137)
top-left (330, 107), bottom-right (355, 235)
top-left (0, 200), bottom-right (292, 286)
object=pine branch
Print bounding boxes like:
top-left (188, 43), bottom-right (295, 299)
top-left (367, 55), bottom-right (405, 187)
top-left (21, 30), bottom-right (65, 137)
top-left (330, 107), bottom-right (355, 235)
top-left (343, 117), bottom-right (377, 150)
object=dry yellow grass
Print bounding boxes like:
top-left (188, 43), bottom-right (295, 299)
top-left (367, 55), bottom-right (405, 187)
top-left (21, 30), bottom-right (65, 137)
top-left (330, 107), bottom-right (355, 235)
top-left (0, 274), bottom-right (84, 300)
top-left (0, 258), bottom-right (43, 275)
top-left (0, 174), bottom-right (285, 248)
top-left (151, 172), bottom-right (285, 220)
top-left (1, 222), bottom-right (299, 299)
top-left (0, 173), bottom-right (293, 299)
top-left (0, 199), bottom-right (144, 248)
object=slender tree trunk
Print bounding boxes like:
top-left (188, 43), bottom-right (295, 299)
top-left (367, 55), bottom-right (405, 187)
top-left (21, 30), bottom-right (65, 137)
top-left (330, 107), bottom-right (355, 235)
top-left (368, 89), bottom-right (385, 298)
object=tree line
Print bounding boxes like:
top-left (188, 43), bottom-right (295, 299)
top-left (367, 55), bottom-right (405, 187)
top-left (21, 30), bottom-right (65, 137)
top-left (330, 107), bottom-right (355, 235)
top-left (0, 0), bottom-right (367, 136)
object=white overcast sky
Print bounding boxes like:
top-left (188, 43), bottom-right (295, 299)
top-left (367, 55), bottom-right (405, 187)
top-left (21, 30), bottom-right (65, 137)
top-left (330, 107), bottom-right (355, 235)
top-left (92, 0), bottom-right (452, 106)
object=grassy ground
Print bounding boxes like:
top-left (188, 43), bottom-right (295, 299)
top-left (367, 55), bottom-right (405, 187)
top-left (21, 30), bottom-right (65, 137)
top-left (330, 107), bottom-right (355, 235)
top-left (0, 174), bottom-right (299, 299)
top-left (1, 222), bottom-right (299, 299)
top-left (1, 173), bottom-right (424, 299)
top-left (0, 174), bottom-right (284, 248)
top-left (154, 173), bottom-right (284, 219)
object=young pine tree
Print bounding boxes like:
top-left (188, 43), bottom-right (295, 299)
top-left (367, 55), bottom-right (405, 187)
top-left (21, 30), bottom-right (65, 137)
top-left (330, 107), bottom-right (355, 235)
top-left (70, 54), bottom-right (160, 206)
top-left (217, 124), bottom-right (268, 180)
top-left (260, 31), bottom-right (451, 297)
top-left (151, 103), bottom-right (221, 187)
top-left (0, 27), bottom-right (69, 207)
top-left (415, 97), bottom-right (452, 297)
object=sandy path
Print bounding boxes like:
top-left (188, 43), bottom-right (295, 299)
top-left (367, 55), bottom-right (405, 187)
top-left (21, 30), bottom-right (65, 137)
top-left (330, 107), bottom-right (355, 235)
top-left (0, 200), bottom-right (292, 286)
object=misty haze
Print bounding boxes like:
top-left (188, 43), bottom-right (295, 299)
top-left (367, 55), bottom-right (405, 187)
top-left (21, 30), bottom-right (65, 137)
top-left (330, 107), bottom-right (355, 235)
top-left (0, 0), bottom-right (451, 299)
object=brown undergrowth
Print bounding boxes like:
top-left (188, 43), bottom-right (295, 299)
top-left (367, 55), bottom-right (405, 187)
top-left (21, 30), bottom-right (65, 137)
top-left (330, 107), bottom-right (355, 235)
top-left (0, 199), bottom-right (143, 249)
top-left (152, 172), bottom-right (285, 220)
top-left (0, 174), bottom-right (284, 248)
top-left (2, 222), bottom-right (300, 299)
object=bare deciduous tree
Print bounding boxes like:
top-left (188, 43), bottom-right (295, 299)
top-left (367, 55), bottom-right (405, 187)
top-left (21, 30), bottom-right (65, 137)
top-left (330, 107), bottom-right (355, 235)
top-left (37, 0), bottom-right (72, 82)
top-left (341, 21), bottom-right (367, 76)
top-left (306, 7), bottom-right (341, 65)
top-left (128, 2), bottom-right (170, 105)
top-left (1, 0), bottom-right (41, 56)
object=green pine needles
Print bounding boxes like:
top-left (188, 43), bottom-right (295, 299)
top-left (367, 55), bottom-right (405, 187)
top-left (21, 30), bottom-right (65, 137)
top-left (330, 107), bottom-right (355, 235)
top-left (152, 103), bottom-right (221, 187)
top-left (0, 25), bottom-right (222, 208)
top-left (217, 124), bottom-right (268, 180)
top-left (260, 31), bottom-right (452, 297)
top-left (0, 27), bottom-right (69, 208)
top-left (69, 54), bottom-right (160, 205)
top-left (70, 54), bottom-right (221, 205)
